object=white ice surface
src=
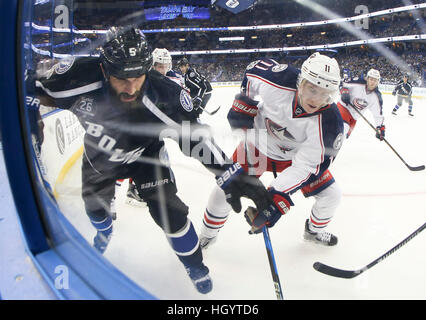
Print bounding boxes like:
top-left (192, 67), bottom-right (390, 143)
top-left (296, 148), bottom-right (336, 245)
top-left (54, 87), bottom-right (426, 300)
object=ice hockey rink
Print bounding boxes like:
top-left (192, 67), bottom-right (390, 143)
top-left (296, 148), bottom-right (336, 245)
top-left (53, 86), bottom-right (426, 300)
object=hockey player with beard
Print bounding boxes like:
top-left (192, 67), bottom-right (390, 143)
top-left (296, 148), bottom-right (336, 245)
top-left (34, 27), bottom-right (274, 294)
top-left (199, 53), bottom-right (345, 248)
top-left (123, 47), bottom-right (186, 207)
top-left (338, 68), bottom-right (385, 140)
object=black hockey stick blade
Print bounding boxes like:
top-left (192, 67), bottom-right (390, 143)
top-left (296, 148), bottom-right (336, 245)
top-left (313, 262), bottom-right (365, 279)
top-left (314, 222), bottom-right (426, 279)
top-left (200, 105), bottom-right (221, 115)
top-left (407, 164), bottom-right (425, 171)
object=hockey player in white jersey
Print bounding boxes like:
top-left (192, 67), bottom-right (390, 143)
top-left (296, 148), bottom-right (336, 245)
top-left (338, 68), bottom-right (385, 140)
top-left (152, 48), bottom-right (186, 87)
top-left (200, 53), bottom-right (344, 248)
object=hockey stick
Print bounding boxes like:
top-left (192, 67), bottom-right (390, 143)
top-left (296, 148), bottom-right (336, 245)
top-left (200, 105), bottom-right (221, 116)
top-left (244, 138), bottom-right (284, 300)
top-left (348, 102), bottom-right (425, 171)
top-left (313, 221), bottom-right (426, 279)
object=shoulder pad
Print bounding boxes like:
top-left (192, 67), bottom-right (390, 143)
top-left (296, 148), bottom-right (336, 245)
top-left (38, 57), bottom-right (103, 94)
top-left (166, 70), bottom-right (178, 77)
top-left (245, 59), bottom-right (299, 90)
top-left (146, 69), bottom-right (182, 104)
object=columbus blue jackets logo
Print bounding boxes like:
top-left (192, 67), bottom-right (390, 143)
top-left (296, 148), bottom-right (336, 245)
top-left (265, 118), bottom-right (295, 153)
top-left (333, 133), bottom-right (343, 150)
top-left (265, 118), bottom-right (295, 141)
top-left (180, 90), bottom-right (193, 112)
top-left (226, 0), bottom-right (239, 8)
top-left (353, 98), bottom-right (368, 111)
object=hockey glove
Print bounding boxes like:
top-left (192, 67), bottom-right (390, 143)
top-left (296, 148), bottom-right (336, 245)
top-left (392, 91), bottom-right (396, 96)
top-left (227, 93), bottom-right (259, 130)
top-left (192, 96), bottom-right (203, 111)
top-left (216, 162), bottom-right (272, 214)
top-left (340, 87), bottom-right (351, 105)
top-left (244, 188), bottom-right (294, 234)
top-left (376, 125), bottom-right (385, 141)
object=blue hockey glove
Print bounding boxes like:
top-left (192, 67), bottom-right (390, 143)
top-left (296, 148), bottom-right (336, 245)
top-left (227, 93), bottom-right (259, 130)
top-left (376, 125), bottom-right (385, 141)
top-left (340, 87), bottom-right (351, 105)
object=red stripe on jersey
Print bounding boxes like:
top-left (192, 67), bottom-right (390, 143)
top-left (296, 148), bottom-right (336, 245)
top-left (246, 74), bottom-right (296, 92)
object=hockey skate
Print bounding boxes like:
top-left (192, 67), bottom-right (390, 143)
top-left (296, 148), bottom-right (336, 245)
top-left (409, 112), bottom-right (414, 117)
top-left (303, 219), bottom-right (338, 246)
top-left (125, 183), bottom-right (147, 208)
top-left (391, 110), bottom-right (397, 115)
top-left (199, 235), bottom-right (217, 250)
top-left (185, 263), bottom-right (212, 294)
top-left (93, 231), bottom-right (112, 254)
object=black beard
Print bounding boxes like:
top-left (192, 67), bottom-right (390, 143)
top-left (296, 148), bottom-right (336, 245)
top-left (111, 90), bottom-right (142, 109)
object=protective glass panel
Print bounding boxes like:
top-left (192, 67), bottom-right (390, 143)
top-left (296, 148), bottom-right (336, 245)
top-left (20, 0), bottom-right (426, 300)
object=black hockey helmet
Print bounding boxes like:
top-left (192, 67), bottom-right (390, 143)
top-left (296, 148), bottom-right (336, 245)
top-left (177, 57), bottom-right (190, 67)
top-left (100, 27), bottom-right (152, 79)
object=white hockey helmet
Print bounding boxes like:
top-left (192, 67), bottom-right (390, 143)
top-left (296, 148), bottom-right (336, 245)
top-left (152, 48), bottom-right (172, 71)
top-left (299, 52), bottom-right (341, 92)
top-left (366, 68), bottom-right (380, 80)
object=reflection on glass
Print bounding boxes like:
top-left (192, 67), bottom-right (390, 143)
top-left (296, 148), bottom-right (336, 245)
top-left (21, 0), bottom-right (426, 300)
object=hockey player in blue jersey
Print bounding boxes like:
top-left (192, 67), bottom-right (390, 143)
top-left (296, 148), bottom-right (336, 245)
top-left (199, 53), bottom-right (345, 248)
top-left (122, 47), bottom-right (186, 207)
top-left (34, 27), bottom-right (275, 294)
top-left (177, 57), bottom-right (213, 116)
top-left (392, 75), bottom-right (414, 116)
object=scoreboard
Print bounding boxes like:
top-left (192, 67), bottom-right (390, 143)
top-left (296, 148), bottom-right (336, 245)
top-left (144, 1), bottom-right (210, 20)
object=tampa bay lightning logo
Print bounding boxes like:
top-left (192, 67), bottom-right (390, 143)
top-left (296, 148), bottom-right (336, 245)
top-left (55, 57), bottom-right (75, 74)
top-left (180, 90), bottom-right (193, 112)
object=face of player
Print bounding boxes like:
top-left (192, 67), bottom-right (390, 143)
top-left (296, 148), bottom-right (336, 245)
top-left (366, 77), bottom-right (379, 91)
top-left (403, 76), bottom-right (408, 83)
top-left (153, 63), bottom-right (169, 76)
top-left (179, 64), bottom-right (189, 74)
top-left (109, 74), bottom-right (146, 103)
top-left (298, 80), bottom-right (333, 114)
